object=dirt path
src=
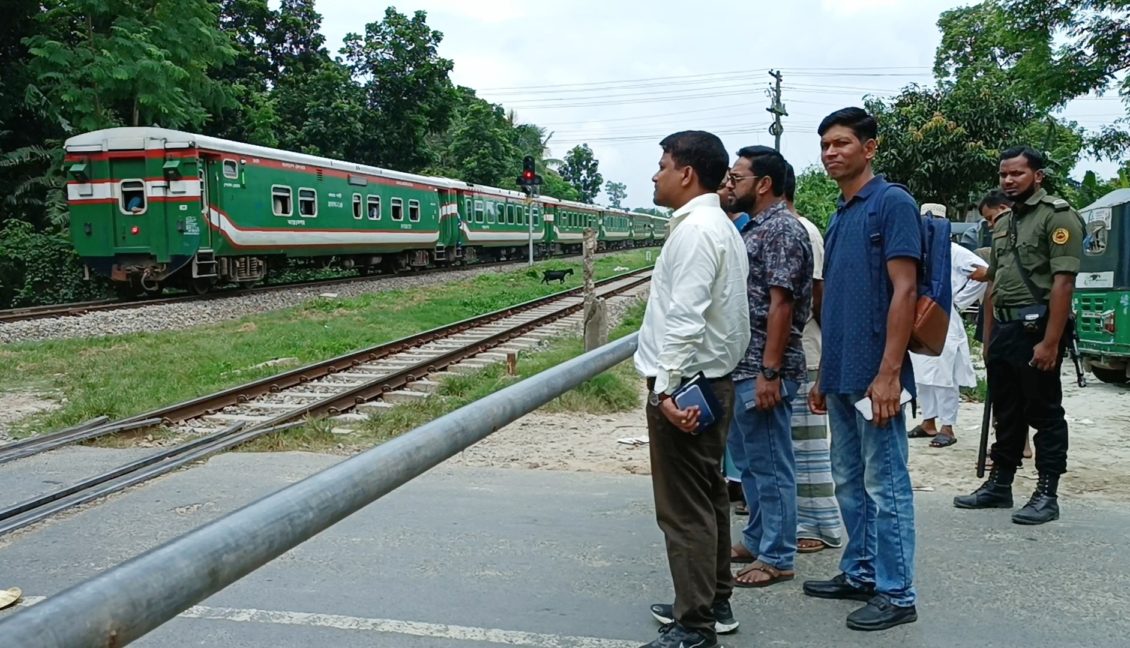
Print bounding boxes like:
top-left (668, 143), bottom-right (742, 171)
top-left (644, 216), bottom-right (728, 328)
top-left (452, 371), bottom-right (1130, 502)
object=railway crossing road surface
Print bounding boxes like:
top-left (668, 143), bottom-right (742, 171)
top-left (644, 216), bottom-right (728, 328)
top-left (1, 448), bottom-right (1128, 648)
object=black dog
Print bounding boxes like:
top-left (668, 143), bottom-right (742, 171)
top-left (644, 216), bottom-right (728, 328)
top-left (541, 268), bottom-right (574, 284)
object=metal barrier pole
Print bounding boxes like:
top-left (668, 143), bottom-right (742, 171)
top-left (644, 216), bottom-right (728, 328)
top-left (0, 334), bottom-right (640, 648)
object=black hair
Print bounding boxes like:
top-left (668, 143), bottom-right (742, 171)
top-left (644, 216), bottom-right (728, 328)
top-left (1000, 146), bottom-right (1046, 171)
top-left (817, 107), bottom-right (879, 142)
top-left (659, 130), bottom-right (729, 192)
top-left (735, 145), bottom-right (788, 198)
top-left (978, 188), bottom-right (1014, 210)
top-left (783, 163), bottom-right (796, 202)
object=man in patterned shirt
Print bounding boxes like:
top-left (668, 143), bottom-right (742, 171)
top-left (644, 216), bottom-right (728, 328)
top-left (722, 145), bottom-right (814, 588)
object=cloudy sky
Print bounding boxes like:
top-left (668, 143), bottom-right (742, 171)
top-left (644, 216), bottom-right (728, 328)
top-left (309, 0), bottom-right (1125, 208)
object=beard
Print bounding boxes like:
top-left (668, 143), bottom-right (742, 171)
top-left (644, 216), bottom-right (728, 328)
top-left (730, 192), bottom-right (757, 215)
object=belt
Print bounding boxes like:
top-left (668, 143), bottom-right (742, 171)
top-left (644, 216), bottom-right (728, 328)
top-left (645, 374), bottom-right (731, 393)
top-left (994, 304), bottom-right (1042, 323)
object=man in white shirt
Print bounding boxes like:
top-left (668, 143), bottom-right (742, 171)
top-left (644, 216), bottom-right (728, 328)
top-left (635, 131), bottom-right (750, 648)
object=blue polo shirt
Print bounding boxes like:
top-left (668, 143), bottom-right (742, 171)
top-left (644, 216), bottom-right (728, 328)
top-left (820, 175), bottom-right (922, 396)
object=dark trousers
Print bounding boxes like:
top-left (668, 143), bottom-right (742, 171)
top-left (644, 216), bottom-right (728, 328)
top-left (646, 377), bottom-right (735, 637)
top-left (987, 320), bottom-right (1070, 474)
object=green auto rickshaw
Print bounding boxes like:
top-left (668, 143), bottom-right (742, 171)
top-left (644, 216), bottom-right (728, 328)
top-left (1073, 188), bottom-right (1130, 384)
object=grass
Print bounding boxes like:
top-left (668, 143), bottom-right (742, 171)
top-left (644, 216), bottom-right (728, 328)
top-left (0, 251), bottom-right (653, 439)
top-left (241, 300), bottom-right (650, 454)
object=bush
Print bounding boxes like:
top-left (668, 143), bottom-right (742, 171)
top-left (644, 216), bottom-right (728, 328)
top-left (0, 219), bottom-right (108, 308)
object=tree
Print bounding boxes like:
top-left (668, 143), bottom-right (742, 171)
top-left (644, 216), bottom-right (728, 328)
top-left (865, 78), bottom-right (1040, 212)
top-left (559, 144), bottom-right (603, 203)
top-left (444, 98), bottom-right (517, 186)
top-left (273, 59), bottom-right (365, 160)
top-left (793, 166), bottom-right (840, 232)
top-left (24, 0), bottom-right (235, 134)
top-left (605, 181), bottom-right (627, 208)
top-left (342, 8), bottom-right (456, 171)
top-left (935, 1), bottom-right (1130, 157)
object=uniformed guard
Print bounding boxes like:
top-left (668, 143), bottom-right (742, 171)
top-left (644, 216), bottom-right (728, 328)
top-left (954, 146), bottom-right (1084, 525)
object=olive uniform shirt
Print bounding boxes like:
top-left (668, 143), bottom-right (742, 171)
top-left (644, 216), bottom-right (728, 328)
top-left (986, 189), bottom-right (1084, 307)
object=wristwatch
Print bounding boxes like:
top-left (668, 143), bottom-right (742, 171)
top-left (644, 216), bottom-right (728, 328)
top-left (648, 391), bottom-right (672, 407)
top-left (761, 366), bottom-right (781, 380)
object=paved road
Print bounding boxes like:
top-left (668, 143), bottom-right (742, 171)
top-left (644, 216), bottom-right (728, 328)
top-left (1, 448), bottom-right (1127, 647)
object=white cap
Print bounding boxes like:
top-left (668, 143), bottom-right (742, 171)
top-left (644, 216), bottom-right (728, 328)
top-left (920, 202), bottom-right (946, 218)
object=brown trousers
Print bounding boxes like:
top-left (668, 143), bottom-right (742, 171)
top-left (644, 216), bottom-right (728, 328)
top-left (646, 377), bottom-right (735, 636)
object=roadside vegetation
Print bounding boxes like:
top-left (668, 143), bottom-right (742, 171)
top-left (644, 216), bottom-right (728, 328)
top-left (0, 251), bottom-right (653, 437)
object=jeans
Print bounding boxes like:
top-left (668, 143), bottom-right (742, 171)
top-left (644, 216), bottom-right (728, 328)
top-left (727, 378), bottom-right (799, 571)
top-left (826, 392), bottom-right (917, 607)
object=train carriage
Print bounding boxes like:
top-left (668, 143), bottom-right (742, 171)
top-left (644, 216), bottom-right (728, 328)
top-left (63, 127), bottom-right (665, 294)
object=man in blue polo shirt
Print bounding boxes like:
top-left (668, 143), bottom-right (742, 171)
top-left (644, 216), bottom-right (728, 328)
top-left (802, 107), bottom-right (921, 632)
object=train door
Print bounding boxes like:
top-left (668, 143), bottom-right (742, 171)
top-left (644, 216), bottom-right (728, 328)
top-left (110, 154), bottom-right (160, 253)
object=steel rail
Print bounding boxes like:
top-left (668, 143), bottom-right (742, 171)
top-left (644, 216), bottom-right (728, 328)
top-left (0, 423), bottom-right (302, 538)
top-left (0, 419), bottom-right (162, 466)
top-left (0, 335), bottom-right (640, 647)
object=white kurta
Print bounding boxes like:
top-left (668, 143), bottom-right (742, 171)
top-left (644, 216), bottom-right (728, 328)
top-left (910, 243), bottom-right (988, 389)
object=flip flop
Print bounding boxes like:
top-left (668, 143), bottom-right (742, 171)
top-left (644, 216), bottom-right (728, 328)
top-left (734, 562), bottom-right (795, 588)
top-left (930, 433), bottom-right (957, 448)
top-left (0, 587), bottom-right (21, 611)
top-left (797, 539), bottom-right (826, 554)
top-left (908, 425), bottom-right (935, 438)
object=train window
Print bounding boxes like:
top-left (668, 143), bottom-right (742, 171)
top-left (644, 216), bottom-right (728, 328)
top-left (486, 203), bottom-right (495, 224)
top-left (408, 200), bottom-right (420, 222)
top-left (464, 199), bottom-right (472, 221)
top-left (271, 186), bottom-right (292, 216)
top-left (298, 188), bottom-right (317, 217)
top-left (119, 180), bottom-right (147, 215)
top-left (352, 194), bottom-right (362, 220)
top-left (223, 159), bottom-right (238, 179)
top-left (391, 197), bottom-right (404, 221)
top-left (474, 200), bottom-right (484, 223)
top-left (532, 207), bottom-right (540, 227)
top-left (367, 195), bottom-right (381, 220)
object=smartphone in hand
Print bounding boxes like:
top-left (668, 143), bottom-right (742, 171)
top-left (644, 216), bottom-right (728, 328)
top-left (854, 389), bottom-right (913, 421)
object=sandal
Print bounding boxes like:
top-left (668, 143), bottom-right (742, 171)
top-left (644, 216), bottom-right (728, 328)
top-left (734, 561), bottom-right (795, 588)
top-left (731, 543), bottom-right (756, 564)
top-left (797, 538), bottom-right (826, 553)
top-left (908, 425), bottom-right (935, 439)
top-left (930, 433), bottom-right (957, 448)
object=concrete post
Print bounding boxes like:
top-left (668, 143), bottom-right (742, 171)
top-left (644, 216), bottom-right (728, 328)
top-left (582, 228), bottom-right (606, 351)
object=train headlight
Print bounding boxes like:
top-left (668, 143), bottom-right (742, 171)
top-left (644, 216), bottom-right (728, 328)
top-left (130, 226), bottom-right (140, 235)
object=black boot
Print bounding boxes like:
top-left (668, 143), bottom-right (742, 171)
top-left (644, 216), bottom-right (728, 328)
top-left (953, 465), bottom-right (1014, 509)
top-left (1012, 473), bottom-right (1060, 525)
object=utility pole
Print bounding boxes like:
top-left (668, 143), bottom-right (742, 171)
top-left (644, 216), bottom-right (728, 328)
top-left (767, 70), bottom-right (787, 151)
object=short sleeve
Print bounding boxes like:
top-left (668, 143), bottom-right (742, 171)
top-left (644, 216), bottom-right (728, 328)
top-left (765, 220), bottom-right (811, 296)
top-left (1047, 209), bottom-right (1084, 275)
top-left (881, 188), bottom-right (923, 262)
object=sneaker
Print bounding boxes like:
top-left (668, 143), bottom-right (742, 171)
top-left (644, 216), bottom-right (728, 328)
top-left (649, 599), bottom-right (739, 634)
top-left (639, 622), bottom-right (721, 648)
top-left (845, 595), bottom-right (918, 631)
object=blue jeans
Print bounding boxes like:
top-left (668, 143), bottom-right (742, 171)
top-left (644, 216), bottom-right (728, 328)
top-left (826, 392), bottom-right (917, 607)
top-left (727, 378), bottom-right (799, 571)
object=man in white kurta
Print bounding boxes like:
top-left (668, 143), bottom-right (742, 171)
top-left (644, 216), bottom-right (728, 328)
top-left (909, 242), bottom-right (988, 446)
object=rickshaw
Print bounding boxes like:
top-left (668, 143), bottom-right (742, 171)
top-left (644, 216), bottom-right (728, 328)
top-left (1073, 188), bottom-right (1130, 384)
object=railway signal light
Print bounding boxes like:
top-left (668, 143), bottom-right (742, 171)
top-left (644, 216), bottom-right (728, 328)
top-left (516, 155), bottom-right (543, 196)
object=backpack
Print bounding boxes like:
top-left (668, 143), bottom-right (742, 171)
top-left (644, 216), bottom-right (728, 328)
top-left (866, 182), bottom-right (952, 357)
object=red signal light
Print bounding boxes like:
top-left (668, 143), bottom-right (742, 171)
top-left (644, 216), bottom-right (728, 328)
top-left (130, 226), bottom-right (140, 235)
top-left (523, 170), bottom-right (534, 180)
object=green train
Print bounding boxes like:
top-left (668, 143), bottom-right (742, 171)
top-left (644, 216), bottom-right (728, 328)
top-left (63, 128), bottom-right (668, 295)
top-left (1073, 188), bottom-right (1130, 384)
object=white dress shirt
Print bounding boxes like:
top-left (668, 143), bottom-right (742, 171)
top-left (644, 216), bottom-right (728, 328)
top-left (797, 215), bottom-right (824, 370)
top-left (634, 192), bottom-right (751, 395)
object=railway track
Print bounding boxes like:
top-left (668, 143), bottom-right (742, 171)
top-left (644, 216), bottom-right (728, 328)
top-left (0, 268), bottom-right (651, 536)
top-left (0, 248), bottom-right (656, 325)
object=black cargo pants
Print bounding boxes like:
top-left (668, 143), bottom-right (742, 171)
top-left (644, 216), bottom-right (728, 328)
top-left (987, 320), bottom-right (1069, 474)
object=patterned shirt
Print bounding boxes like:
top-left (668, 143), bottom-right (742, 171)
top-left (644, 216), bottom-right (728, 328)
top-left (733, 200), bottom-right (813, 383)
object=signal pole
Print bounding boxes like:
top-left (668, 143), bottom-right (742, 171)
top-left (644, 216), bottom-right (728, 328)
top-left (517, 156), bottom-right (543, 267)
top-left (767, 70), bottom-right (787, 151)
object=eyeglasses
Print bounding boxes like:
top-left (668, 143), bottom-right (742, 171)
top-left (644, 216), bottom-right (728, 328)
top-left (727, 173), bottom-right (759, 184)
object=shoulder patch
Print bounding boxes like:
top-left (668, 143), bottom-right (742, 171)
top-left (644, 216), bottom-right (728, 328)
top-left (1051, 227), bottom-right (1070, 245)
top-left (1052, 198), bottom-right (1070, 212)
